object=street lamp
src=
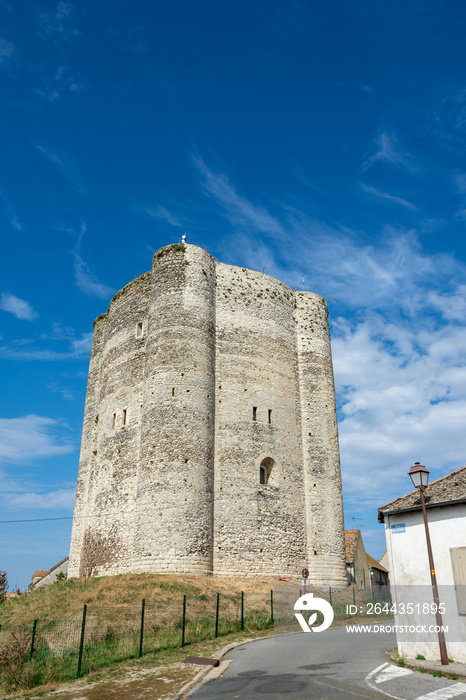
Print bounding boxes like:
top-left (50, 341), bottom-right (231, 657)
top-left (408, 462), bottom-right (448, 665)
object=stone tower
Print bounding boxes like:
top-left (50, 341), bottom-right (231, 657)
top-left (68, 243), bottom-right (347, 585)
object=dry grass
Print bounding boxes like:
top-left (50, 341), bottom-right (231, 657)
top-left (0, 574), bottom-right (278, 628)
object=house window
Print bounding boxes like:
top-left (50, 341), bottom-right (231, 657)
top-left (253, 406), bottom-right (257, 421)
top-left (136, 322), bottom-right (143, 338)
top-left (450, 547), bottom-right (466, 614)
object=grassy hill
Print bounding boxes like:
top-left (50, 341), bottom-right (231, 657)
top-left (0, 573), bottom-right (275, 627)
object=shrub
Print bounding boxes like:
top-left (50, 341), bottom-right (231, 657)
top-left (0, 629), bottom-right (30, 690)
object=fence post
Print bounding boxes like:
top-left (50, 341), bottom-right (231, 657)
top-left (139, 598), bottom-right (145, 658)
top-left (241, 591), bottom-right (244, 631)
top-left (181, 595), bottom-right (187, 648)
top-left (77, 604), bottom-right (87, 679)
top-left (29, 619), bottom-right (37, 660)
top-left (270, 590), bottom-right (274, 624)
top-left (353, 587), bottom-right (356, 605)
top-left (329, 587), bottom-right (332, 607)
top-left (215, 592), bottom-right (220, 638)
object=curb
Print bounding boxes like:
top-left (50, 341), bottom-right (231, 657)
top-left (174, 635), bottom-right (273, 699)
top-left (388, 652), bottom-right (466, 682)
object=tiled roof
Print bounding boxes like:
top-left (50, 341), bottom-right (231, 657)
top-left (31, 570), bottom-right (48, 579)
top-left (367, 553), bottom-right (388, 573)
top-left (345, 529), bottom-right (360, 564)
top-left (378, 466), bottom-right (466, 522)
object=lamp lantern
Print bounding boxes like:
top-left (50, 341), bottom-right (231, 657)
top-left (408, 461), bottom-right (430, 490)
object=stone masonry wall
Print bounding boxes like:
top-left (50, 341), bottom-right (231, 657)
top-left (68, 243), bottom-right (347, 584)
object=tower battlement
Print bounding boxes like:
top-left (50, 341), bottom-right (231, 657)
top-left (68, 243), bottom-right (347, 585)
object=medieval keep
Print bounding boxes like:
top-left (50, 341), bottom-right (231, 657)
top-left (68, 243), bottom-right (347, 585)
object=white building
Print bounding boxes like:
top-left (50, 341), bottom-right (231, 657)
top-left (29, 557), bottom-right (68, 590)
top-left (378, 467), bottom-right (466, 663)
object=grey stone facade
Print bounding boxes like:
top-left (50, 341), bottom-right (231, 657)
top-left (68, 243), bottom-right (347, 585)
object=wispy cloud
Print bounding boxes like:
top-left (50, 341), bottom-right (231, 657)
top-left (0, 319), bottom-right (93, 361)
top-left (121, 27), bottom-right (147, 55)
top-left (0, 339), bottom-right (92, 361)
top-left (140, 203), bottom-right (182, 227)
top-left (0, 186), bottom-right (23, 230)
top-left (192, 154), bottom-right (285, 237)
top-left (0, 293), bottom-right (38, 321)
top-left (361, 131), bottom-right (418, 173)
top-left (0, 38), bottom-right (15, 64)
top-left (358, 83), bottom-right (375, 95)
top-left (72, 223), bottom-right (114, 299)
top-left (425, 87), bottom-right (466, 151)
top-left (360, 183), bottom-right (417, 211)
top-left (0, 415), bottom-right (74, 463)
top-left (70, 332), bottom-right (93, 355)
top-left (34, 64), bottom-right (85, 104)
top-left (36, 2), bottom-right (80, 41)
top-left (35, 142), bottom-right (88, 194)
top-left (0, 414), bottom-right (76, 516)
top-left (6, 488), bottom-right (75, 510)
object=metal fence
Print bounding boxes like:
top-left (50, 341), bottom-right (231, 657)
top-left (0, 591), bottom-right (273, 687)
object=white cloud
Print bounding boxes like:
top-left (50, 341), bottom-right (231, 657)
top-left (0, 415), bottom-right (75, 463)
top-left (332, 316), bottom-right (466, 504)
top-left (37, 2), bottom-right (80, 40)
top-left (7, 488), bottom-right (76, 510)
top-left (358, 83), bottom-right (375, 95)
top-left (361, 131), bottom-right (418, 173)
top-left (142, 204), bottom-right (182, 227)
top-left (192, 154), bottom-right (285, 237)
top-left (0, 39), bottom-right (14, 64)
top-left (34, 65), bottom-right (85, 104)
top-left (360, 183), bottom-right (417, 211)
top-left (0, 293), bottom-right (38, 321)
top-left (70, 332), bottom-right (93, 355)
top-left (36, 142), bottom-right (87, 194)
top-left (0, 320), bottom-right (93, 361)
top-left (73, 223), bottom-right (114, 299)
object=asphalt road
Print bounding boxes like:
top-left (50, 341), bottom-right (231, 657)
top-left (188, 628), bottom-right (466, 700)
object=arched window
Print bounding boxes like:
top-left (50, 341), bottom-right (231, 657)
top-left (259, 457), bottom-right (275, 485)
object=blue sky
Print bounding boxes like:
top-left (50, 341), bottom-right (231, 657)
top-left (2, 0), bottom-right (466, 589)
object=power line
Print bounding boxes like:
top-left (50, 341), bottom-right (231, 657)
top-left (0, 516), bottom-right (73, 524)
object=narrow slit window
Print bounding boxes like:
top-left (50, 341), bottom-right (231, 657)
top-left (268, 409), bottom-right (272, 424)
top-left (252, 406), bottom-right (257, 421)
top-left (172, 387), bottom-right (175, 396)
top-left (122, 409), bottom-right (127, 426)
top-left (260, 465), bottom-right (267, 484)
top-left (136, 322), bottom-right (143, 338)
top-left (112, 413), bottom-right (116, 429)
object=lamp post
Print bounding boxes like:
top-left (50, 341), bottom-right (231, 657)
top-left (408, 462), bottom-right (448, 665)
